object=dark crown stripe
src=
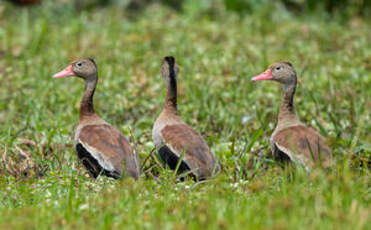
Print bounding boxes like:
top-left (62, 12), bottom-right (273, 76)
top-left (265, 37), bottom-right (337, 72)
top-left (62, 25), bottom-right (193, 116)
top-left (164, 56), bottom-right (176, 80)
top-left (87, 58), bottom-right (97, 67)
top-left (283, 61), bottom-right (292, 67)
top-left (164, 56), bottom-right (175, 66)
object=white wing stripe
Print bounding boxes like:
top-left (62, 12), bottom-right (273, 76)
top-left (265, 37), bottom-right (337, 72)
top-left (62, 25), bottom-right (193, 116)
top-left (275, 142), bottom-right (310, 171)
top-left (79, 140), bottom-right (115, 172)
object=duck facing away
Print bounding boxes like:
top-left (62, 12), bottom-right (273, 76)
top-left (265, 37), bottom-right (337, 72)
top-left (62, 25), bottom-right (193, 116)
top-left (53, 58), bottom-right (140, 179)
top-left (252, 62), bottom-right (332, 170)
top-left (153, 56), bottom-right (220, 180)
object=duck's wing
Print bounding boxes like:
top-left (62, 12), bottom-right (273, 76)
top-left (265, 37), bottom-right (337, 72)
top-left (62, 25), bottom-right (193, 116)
top-left (158, 124), bottom-right (220, 179)
top-left (272, 124), bottom-right (332, 170)
top-left (76, 124), bottom-right (140, 179)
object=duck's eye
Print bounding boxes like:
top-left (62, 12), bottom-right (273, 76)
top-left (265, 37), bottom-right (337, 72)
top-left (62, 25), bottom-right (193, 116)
top-left (76, 62), bottom-right (83, 67)
top-left (275, 67), bottom-right (281, 70)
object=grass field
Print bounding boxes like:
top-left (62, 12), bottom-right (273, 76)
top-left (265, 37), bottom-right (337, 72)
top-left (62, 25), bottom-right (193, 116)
top-left (0, 1), bottom-right (370, 229)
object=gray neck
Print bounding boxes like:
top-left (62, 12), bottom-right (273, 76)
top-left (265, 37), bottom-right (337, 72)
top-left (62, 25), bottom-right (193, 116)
top-left (80, 77), bottom-right (97, 120)
top-left (277, 80), bottom-right (298, 126)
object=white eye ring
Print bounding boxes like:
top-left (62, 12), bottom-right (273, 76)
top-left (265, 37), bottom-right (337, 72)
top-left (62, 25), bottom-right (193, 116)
top-left (77, 62), bottom-right (83, 67)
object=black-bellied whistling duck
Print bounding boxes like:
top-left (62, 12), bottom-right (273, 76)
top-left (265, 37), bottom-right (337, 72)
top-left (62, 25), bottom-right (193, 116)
top-left (152, 56), bottom-right (220, 180)
top-left (53, 58), bottom-right (140, 179)
top-left (252, 62), bottom-right (332, 170)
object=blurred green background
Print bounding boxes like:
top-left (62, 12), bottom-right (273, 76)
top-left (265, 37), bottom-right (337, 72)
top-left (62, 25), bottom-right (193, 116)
top-left (0, 0), bottom-right (370, 229)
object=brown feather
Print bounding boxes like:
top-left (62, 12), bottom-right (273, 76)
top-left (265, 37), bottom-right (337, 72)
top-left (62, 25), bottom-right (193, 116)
top-left (272, 125), bottom-right (332, 169)
top-left (160, 124), bottom-right (219, 179)
top-left (78, 124), bottom-right (140, 179)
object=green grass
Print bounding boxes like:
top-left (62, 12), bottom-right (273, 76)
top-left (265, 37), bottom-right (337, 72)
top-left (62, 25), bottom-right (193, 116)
top-left (0, 1), bottom-right (370, 229)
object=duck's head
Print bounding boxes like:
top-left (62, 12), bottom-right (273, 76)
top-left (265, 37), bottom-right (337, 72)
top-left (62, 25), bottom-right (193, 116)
top-left (252, 62), bottom-right (296, 85)
top-left (53, 58), bottom-right (97, 81)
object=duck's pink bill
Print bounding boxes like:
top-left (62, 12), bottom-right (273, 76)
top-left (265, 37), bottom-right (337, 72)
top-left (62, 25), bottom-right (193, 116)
top-left (53, 65), bottom-right (74, 78)
top-left (251, 68), bottom-right (273, 81)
